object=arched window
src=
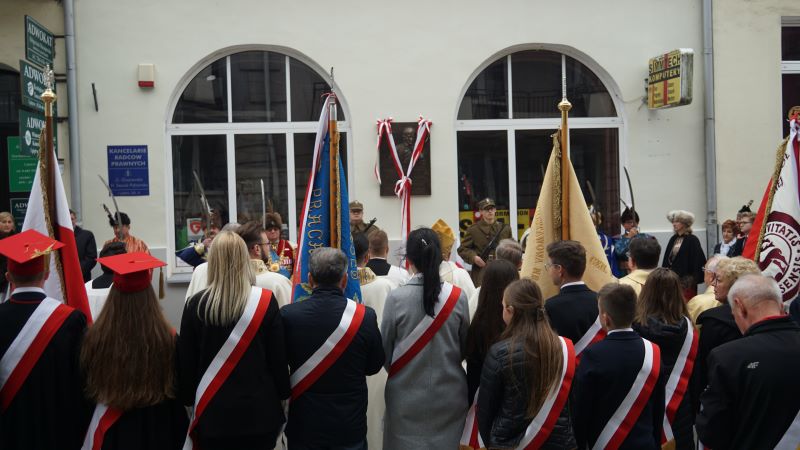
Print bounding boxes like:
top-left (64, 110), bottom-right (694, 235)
top-left (167, 50), bottom-right (348, 271)
top-left (456, 49), bottom-right (623, 238)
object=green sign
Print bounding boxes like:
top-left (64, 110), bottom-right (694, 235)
top-left (24, 16), bottom-right (55, 67)
top-left (9, 198), bottom-right (28, 231)
top-left (7, 137), bottom-right (38, 193)
top-left (19, 109), bottom-right (56, 157)
top-left (19, 60), bottom-right (55, 113)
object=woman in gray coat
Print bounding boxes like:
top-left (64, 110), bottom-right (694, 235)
top-left (381, 227), bottom-right (470, 449)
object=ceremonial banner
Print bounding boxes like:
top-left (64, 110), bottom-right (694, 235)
top-left (744, 116), bottom-right (800, 302)
top-left (520, 133), bottom-right (615, 299)
top-left (292, 95), bottom-right (361, 302)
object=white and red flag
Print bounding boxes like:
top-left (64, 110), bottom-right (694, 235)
top-left (22, 149), bottom-right (92, 322)
top-left (743, 115), bottom-right (800, 302)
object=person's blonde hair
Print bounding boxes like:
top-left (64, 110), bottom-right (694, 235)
top-left (501, 279), bottom-right (564, 418)
top-left (81, 286), bottom-right (175, 410)
top-left (0, 212), bottom-right (15, 231)
top-left (716, 257), bottom-right (760, 286)
top-left (201, 231), bottom-right (255, 326)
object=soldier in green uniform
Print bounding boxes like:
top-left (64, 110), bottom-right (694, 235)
top-left (458, 198), bottom-right (512, 286)
top-left (350, 200), bottom-right (381, 238)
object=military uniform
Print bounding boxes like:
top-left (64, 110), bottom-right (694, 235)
top-left (457, 219), bottom-right (511, 286)
top-left (351, 220), bottom-right (381, 237)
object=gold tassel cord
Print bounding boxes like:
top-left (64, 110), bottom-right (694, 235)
top-left (754, 137), bottom-right (790, 262)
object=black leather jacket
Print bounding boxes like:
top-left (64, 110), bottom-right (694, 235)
top-left (477, 338), bottom-right (576, 450)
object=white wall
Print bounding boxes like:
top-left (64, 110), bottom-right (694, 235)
top-left (713, 0), bottom-right (800, 220)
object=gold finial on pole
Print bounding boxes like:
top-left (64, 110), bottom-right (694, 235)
top-left (559, 55), bottom-right (572, 240)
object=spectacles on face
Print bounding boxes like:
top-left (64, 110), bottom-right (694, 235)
top-left (544, 262), bottom-right (561, 270)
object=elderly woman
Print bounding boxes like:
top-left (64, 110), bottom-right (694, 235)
top-left (713, 219), bottom-right (739, 257)
top-left (691, 257), bottom-right (760, 411)
top-left (662, 210), bottom-right (706, 300)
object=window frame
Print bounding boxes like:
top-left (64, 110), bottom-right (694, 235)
top-left (454, 49), bottom-right (626, 237)
top-left (164, 48), bottom-right (351, 277)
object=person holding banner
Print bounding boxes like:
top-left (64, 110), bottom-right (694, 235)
top-left (178, 231), bottom-right (289, 450)
top-left (476, 279), bottom-right (577, 449)
top-left (382, 228), bottom-right (470, 450)
top-left (281, 247), bottom-right (384, 450)
top-left (80, 252), bottom-right (188, 450)
top-left (0, 230), bottom-right (89, 450)
top-left (573, 283), bottom-right (665, 450)
top-left (632, 269), bottom-right (697, 450)
top-left (696, 274), bottom-right (800, 449)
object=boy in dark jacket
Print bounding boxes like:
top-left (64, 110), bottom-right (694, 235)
top-left (573, 284), bottom-right (665, 450)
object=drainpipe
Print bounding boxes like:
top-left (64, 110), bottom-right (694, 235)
top-left (63, 0), bottom-right (81, 218)
top-left (703, 0), bottom-right (719, 252)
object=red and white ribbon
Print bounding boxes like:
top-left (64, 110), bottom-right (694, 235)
top-left (81, 403), bottom-right (123, 450)
top-left (516, 337), bottom-right (576, 449)
top-left (389, 282), bottom-right (460, 377)
top-left (0, 293), bottom-right (72, 411)
top-left (460, 387), bottom-right (485, 449)
top-left (662, 317), bottom-right (698, 444)
top-left (593, 338), bottom-right (661, 450)
top-left (574, 316), bottom-right (607, 358)
top-left (376, 116), bottom-right (432, 247)
top-left (290, 299), bottom-right (365, 400)
top-left (183, 287), bottom-right (272, 450)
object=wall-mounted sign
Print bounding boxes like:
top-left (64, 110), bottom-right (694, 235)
top-left (107, 145), bottom-right (149, 196)
top-left (7, 136), bottom-right (38, 193)
top-left (19, 109), bottom-right (56, 157)
top-left (20, 60), bottom-right (55, 113)
top-left (9, 198), bottom-right (28, 231)
top-left (24, 15), bottom-right (55, 68)
top-left (647, 49), bottom-right (693, 109)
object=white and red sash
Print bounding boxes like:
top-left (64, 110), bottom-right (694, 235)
top-left (0, 293), bottom-right (73, 411)
top-left (459, 387), bottom-right (486, 450)
top-left (775, 407), bottom-right (800, 450)
top-left (516, 337), bottom-right (576, 449)
top-left (662, 317), bottom-right (698, 444)
top-left (183, 287), bottom-right (272, 450)
top-left (81, 403), bottom-right (123, 450)
top-left (290, 298), bottom-right (366, 400)
top-left (389, 282), bottom-right (461, 377)
top-left (593, 338), bottom-right (661, 450)
top-left (574, 316), bottom-right (607, 358)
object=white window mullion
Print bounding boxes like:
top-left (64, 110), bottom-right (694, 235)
top-left (286, 132), bottom-right (297, 243)
top-left (507, 55), bottom-right (514, 119)
top-left (507, 128), bottom-right (518, 239)
top-left (226, 133), bottom-right (237, 221)
top-left (226, 56), bottom-right (233, 123)
top-left (286, 55), bottom-right (292, 122)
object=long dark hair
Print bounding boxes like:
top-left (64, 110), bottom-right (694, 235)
top-left (466, 260), bottom-right (519, 358)
top-left (406, 228), bottom-right (443, 316)
top-left (501, 279), bottom-right (563, 418)
top-left (637, 267), bottom-right (688, 326)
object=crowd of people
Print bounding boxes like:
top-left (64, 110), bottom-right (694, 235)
top-left (0, 196), bottom-right (798, 450)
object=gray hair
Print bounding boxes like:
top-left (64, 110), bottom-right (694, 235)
top-left (728, 274), bottom-right (782, 307)
top-left (309, 247), bottom-right (348, 286)
top-left (221, 222), bottom-right (240, 233)
top-left (496, 239), bottom-right (523, 267)
top-left (667, 209), bottom-right (695, 229)
top-left (705, 254), bottom-right (727, 271)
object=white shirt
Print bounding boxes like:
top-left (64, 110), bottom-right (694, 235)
top-left (607, 327), bottom-right (634, 335)
top-left (560, 281), bottom-right (586, 289)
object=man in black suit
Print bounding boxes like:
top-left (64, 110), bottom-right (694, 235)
top-left (281, 248), bottom-right (384, 450)
top-left (573, 284), bottom-right (665, 450)
top-left (543, 240), bottom-right (599, 344)
top-left (697, 274), bottom-right (800, 449)
top-left (70, 209), bottom-right (97, 282)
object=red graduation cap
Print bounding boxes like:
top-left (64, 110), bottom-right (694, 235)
top-left (97, 252), bottom-right (166, 294)
top-left (0, 229), bottom-right (64, 276)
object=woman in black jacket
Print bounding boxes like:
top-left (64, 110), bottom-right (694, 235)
top-left (178, 231), bottom-right (290, 449)
top-left (477, 279), bottom-right (576, 449)
top-left (662, 210), bottom-right (706, 300)
top-left (633, 268), bottom-right (696, 450)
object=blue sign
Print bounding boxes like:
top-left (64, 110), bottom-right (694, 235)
top-left (107, 145), bottom-right (149, 196)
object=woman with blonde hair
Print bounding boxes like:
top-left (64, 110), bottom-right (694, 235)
top-left (178, 231), bottom-right (289, 449)
top-left (633, 268), bottom-right (695, 450)
top-left (477, 279), bottom-right (576, 449)
top-left (0, 211), bottom-right (15, 299)
top-left (80, 252), bottom-right (188, 449)
top-left (662, 210), bottom-right (706, 299)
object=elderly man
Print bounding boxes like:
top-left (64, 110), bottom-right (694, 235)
top-left (687, 255), bottom-right (727, 325)
top-left (457, 198), bottom-right (512, 286)
top-left (697, 274), bottom-right (800, 449)
top-left (281, 248), bottom-right (384, 450)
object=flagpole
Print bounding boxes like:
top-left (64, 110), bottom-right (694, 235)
top-left (39, 65), bottom-right (67, 298)
top-left (559, 56), bottom-right (572, 240)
